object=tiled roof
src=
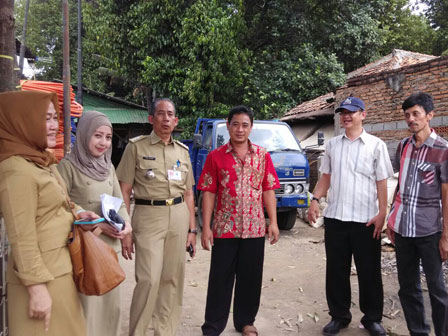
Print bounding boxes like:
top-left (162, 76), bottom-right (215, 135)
top-left (281, 92), bottom-right (335, 121)
top-left (347, 49), bottom-right (437, 80)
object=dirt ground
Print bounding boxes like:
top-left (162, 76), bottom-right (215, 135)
top-left (119, 217), bottom-right (436, 336)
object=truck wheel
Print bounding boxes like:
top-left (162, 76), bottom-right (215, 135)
top-left (277, 209), bottom-right (297, 230)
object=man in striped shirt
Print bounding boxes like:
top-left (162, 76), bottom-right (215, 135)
top-left (309, 96), bottom-right (394, 336)
top-left (387, 92), bottom-right (448, 336)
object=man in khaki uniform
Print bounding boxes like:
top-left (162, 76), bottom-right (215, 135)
top-left (117, 98), bottom-right (197, 336)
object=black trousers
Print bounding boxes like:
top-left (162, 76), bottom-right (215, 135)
top-left (324, 217), bottom-right (383, 324)
top-left (201, 237), bottom-right (265, 336)
top-left (395, 232), bottom-right (448, 336)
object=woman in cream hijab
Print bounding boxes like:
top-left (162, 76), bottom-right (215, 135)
top-left (57, 110), bottom-right (132, 336)
top-left (0, 90), bottom-right (97, 336)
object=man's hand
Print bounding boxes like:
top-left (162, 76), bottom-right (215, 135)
top-left (121, 234), bottom-right (134, 260)
top-left (27, 283), bottom-right (52, 331)
top-left (268, 221), bottom-right (279, 244)
top-left (308, 200), bottom-right (320, 224)
top-left (186, 232), bottom-right (197, 258)
top-left (121, 221), bottom-right (132, 237)
top-left (201, 226), bottom-right (214, 251)
top-left (386, 227), bottom-right (395, 245)
top-left (439, 234), bottom-right (448, 261)
top-left (366, 213), bottom-right (386, 240)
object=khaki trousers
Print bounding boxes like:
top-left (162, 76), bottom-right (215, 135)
top-left (8, 272), bottom-right (86, 336)
top-left (129, 202), bottom-right (189, 336)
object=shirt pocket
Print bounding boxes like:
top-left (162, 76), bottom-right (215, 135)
top-left (174, 166), bottom-right (189, 184)
top-left (250, 171), bottom-right (263, 190)
top-left (355, 152), bottom-right (375, 177)
top-left (168, 161), bottom-right (189, 187)
top-left (417, 163), bottom-right (436, 186)
top-left (137, 158), bottom-right (158, 179)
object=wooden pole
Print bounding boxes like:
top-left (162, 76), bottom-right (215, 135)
top-left (0, 0), bottom-right (19, 92)
top-left (77, 0), bottom-right (83, 104)
top-left (18, 0), bottom-right (30, 76)
top-left (62, 0), bottom-right (71, 154)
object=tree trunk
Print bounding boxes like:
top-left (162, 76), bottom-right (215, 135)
top-left (0, 0), bottom-right (19, 92)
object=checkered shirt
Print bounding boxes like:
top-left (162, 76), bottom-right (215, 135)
top-left (387, 131), bottom-right (448, 237)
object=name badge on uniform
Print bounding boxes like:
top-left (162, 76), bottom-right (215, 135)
top-left (168, 169), bottom-right (182, 181)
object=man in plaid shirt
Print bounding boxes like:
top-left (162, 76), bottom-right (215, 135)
top-left (387, 92), bottom-right (448, 336)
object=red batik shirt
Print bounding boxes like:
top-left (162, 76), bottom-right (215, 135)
top-left (198, 141), bottom-right (280, 238)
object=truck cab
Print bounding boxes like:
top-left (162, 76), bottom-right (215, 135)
top-left (189, 118), bottom-right (311, 230)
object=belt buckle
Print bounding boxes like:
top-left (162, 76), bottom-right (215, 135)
top-left (166, 198), bottom-right (174, 206)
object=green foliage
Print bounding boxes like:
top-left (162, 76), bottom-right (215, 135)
top-left (15, 0), bottom-right (72, 80)
top-left (13, 0), bottom-right (445, 137)
top-left (244, 45), bottom-right (346, 120)
top-left (422, 0), bottom-right (448, 54)
top-left (178, 0), bottom-right (249, 107)
top-left (378, 0), bottom-right (436, 55)
top-left (301, 0), bottom-right (386, 72)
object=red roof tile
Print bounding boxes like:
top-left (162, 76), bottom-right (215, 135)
top-left (281, 92), bottom-right (335, 121)
top-left (347, 49), bottom-right (437, 80)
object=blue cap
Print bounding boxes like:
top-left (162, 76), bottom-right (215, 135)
top-left (335, 97), bottom-right (365, 113)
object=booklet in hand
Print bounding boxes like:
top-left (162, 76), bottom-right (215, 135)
top-left (100, 194), bottom-right (125, 231)
top-left (108, 209), bottom-right (126, 231)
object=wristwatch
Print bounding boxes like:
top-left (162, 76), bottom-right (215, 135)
top-left (188, 228), bottom-right (198, 234)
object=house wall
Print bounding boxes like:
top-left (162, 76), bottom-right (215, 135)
top-left (335, 55), bottom-right (448, 167)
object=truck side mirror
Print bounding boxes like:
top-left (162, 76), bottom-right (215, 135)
top-left (317, 132), bottom-right (324, 146)
top-left (193, 133), bottom-right (203, 149)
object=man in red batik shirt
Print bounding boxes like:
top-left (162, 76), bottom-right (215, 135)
top-left (199, 105), bottom-right (280, 336)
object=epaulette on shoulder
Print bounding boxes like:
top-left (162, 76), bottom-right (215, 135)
top-left (129, 135), bottom-right (149, 143)
top-left (174, 139), bottom-right (189, 151)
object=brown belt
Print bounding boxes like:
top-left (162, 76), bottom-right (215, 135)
top-left (135, 196), bottom-right (184, 206)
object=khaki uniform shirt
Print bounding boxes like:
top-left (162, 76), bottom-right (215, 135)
top-left (57, 158), bottom-right (131, 252)
top-left (0, 156), bottom-right (75, 285)
top-left (116, 131), bottom-right (194, 200)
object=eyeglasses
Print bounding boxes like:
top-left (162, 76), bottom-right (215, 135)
top-left (339, 110), bottom-right (362, 115)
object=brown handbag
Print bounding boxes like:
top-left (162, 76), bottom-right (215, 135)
top-left (51, 166), bottom-right (125, 296)
top-left (68, 224), bottom-right (125, 295)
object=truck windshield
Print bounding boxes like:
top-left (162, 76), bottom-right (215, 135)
top-left (216, 123), bottom-right (301, 152)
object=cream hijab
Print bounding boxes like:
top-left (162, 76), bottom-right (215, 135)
top-left (0, 90), bottom-right (59, 166)
top-left (66, 110), bottom-right (112, 181)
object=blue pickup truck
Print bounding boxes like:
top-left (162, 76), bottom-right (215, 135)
top-left (186, 118), bottom-right (314, 230)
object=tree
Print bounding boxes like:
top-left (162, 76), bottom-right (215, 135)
top-left (422, 0), bottom-right (448, 55)
top-left (15, 0), bottom-right (69, 81)
top-left (83, 0), bottom-right (251, 136)
top-left (0, 0), bottom-right (19, 92)
top-left (378, 0), bottom-right (435, 56)
top-left (15, 0), bottom-right (442, 136)
top-left (244, 45), bottom-right (345, 119)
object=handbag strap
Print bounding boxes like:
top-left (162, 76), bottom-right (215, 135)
top-left (49, 165), bottom-right (102, 236)
top-left (49, 165), bottom-right (79, 219)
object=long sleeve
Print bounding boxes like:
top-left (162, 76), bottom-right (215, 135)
top-left (0, 160), bottom-right (54, 285)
